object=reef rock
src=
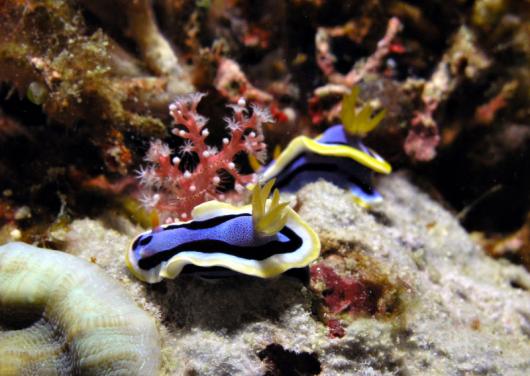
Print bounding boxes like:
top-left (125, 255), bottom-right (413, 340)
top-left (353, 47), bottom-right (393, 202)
top-left (63, 173), bottom-right (530, 375)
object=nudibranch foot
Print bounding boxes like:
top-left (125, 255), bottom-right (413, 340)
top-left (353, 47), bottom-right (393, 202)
top-left (174, 265), bottom-right (311, 285)
top-left (127, 181), bottom-right (320, 283)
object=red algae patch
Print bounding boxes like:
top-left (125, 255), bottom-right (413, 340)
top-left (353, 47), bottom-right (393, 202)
top-left (311, 264), bottom-right (383, 316)
top-left (310, 240), bottom-right (405, 338)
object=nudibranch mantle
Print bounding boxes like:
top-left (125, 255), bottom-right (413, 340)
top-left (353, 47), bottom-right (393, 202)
top-left (126, 183), bottom-right (320, 283)
top-left (258, 124), bottom-right (391, 204)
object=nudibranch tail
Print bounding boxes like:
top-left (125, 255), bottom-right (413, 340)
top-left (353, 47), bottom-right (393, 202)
top-left (248, 153), bottom-right (262, 172)
top-left (341, 86), bottom-right (386, 136)
top-left (126, 182), bottom-right (320, 283)
top-left (248, 144), bottom-right (283, 172)
top-left (150, 208), bottom-right (161, 231)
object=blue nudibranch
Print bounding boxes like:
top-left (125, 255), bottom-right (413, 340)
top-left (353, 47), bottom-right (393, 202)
top-left (126, 181), bottom-right (320, 283)
top-left (258, 87), bottom-right (392, 205)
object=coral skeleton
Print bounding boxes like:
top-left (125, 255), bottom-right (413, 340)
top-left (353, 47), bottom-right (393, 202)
top-left (405, 26), bottom-right (490, 161)
top-left (214, 57), bottom-right (273, 104)
top-left (311, 17), bottom-right (402, 124)
top-left (139, 93), bottom-right (271, 222)
top-left (316, 17), bottom-right (402, 88)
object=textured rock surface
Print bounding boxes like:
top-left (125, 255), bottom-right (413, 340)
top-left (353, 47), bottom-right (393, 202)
top-left (64, 173), bottom-right (530, 375)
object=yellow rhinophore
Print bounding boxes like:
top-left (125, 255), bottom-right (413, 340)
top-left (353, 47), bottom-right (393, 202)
top-left (341, 86), bottom-right (386, 137)
top-left (251, 179), bottom-right (289, 236)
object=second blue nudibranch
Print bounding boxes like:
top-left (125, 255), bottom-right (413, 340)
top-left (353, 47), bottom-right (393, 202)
top-left (258, 87), bottom-right (391, 206)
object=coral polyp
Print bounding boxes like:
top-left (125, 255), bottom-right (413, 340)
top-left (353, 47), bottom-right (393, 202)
top-left (0, 242), bottom-right (160, 376)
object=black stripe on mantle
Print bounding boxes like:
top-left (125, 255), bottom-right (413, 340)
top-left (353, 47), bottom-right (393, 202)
top-left (137, 213), bottom-right (304, 271)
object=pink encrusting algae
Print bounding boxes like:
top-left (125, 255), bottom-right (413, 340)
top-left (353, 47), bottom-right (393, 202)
top-left (311, 263), bottom-right (387, 338)
top-left (138, 93), bottom-right (272, 222)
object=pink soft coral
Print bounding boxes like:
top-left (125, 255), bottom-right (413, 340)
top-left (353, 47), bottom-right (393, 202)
top-left (138, 93), bottom-right (271, 222)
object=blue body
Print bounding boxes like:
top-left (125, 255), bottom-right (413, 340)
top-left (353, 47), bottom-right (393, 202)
top-left (132, 214), bottom-right (296, 271)
top-left (263, 125), bottom-right (385, 203)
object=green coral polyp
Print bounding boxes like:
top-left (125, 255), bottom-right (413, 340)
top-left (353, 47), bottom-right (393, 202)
top-left (27, 81), bottom-right (48, 105)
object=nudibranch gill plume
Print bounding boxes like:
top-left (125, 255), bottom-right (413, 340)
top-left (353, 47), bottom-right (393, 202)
top-left (258, 87), bottom-right (392, 205)
top-left (126, 180), bottom-right (320, 283)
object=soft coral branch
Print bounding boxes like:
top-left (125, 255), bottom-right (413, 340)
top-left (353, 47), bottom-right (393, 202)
top-left (139, 93), bottom-right (271, 222)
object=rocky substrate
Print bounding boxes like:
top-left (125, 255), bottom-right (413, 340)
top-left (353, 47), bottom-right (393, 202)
top-left (62, 172), bottom-right (530, 375)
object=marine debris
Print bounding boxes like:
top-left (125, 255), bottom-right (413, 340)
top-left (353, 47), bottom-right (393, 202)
top-left (0, 242), bottom-right (160, 375)
top-left (138, 92), bottom-right (271, 222)
top-left (127, 181), bottom-right (320, 283)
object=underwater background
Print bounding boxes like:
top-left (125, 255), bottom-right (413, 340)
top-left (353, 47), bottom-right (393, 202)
top-left (0, 1), bottom-right (529, 375)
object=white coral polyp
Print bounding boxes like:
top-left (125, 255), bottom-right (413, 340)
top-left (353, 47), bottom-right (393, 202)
top-left (146, 140), bottom-right (172, 162)
top-left (171, 92), bottom-right (206, 113)
top-left (251, 104), bottom-right (273, 124)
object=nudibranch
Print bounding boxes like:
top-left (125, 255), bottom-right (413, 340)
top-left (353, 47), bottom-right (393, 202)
top-left (126, 180), bottom-right (320, 283)
top-left (258, 87), bottom-right (391, 205)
